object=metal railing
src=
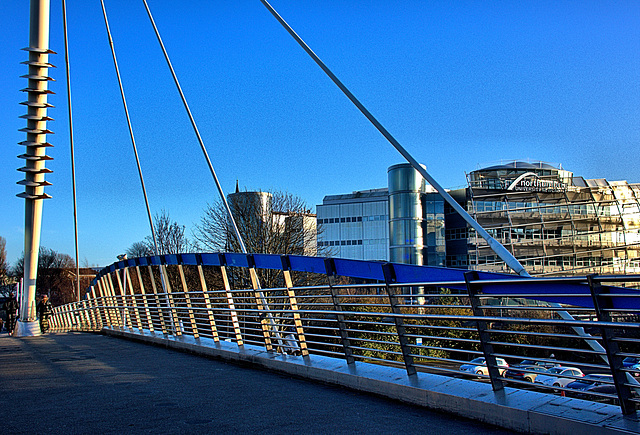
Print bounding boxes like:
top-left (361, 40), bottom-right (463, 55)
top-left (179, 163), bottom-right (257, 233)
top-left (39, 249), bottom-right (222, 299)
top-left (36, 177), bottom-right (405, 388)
top-left (50, 253), bottom-right (640, 415)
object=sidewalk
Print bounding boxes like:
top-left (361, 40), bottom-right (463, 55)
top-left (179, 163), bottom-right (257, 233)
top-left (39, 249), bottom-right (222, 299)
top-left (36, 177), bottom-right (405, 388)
top-left (0, 332), bottom-right (511, 435)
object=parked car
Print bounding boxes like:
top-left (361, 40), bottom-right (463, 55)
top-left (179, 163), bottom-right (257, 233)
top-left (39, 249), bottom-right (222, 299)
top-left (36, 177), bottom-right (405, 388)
top-left (515, 359), bottom-right (559, 369)
top-left (460, 357), bottom-right (509, 376)
top-left (565, 374), bottom-right (616, 402)
top-left (535, 366), bottom-right (584, 388)
top-left (504, 365), bottom-right (549, 383)
top-left (623, 357), bottom-right (640, 378)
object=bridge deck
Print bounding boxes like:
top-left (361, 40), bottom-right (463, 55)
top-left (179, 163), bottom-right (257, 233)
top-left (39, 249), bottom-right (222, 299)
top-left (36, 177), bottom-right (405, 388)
top-left (0, 332), bottom-right (510, 434)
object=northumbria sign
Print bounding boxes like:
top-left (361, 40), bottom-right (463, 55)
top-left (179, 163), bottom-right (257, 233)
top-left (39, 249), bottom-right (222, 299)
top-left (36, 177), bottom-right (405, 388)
top-left (506, 172), bottom-right (566, 192)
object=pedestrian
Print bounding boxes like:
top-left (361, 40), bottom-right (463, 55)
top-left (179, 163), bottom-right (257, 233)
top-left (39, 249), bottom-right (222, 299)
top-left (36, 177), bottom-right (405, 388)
top-left (3, 292), bottom-right (19, 334)
top-left (37, 294), bottom-right (53, 333)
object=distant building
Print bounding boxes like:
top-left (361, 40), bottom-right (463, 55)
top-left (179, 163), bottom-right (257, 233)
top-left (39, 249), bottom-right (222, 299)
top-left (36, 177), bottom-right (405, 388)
top-left (447, 161), bottom-right (640, 275)
top-left (317, 163), bottom-right (445, 266)
top-left (228, 190), bottom-right (317, 256)
top-left (317, 161), bottom-right (640, 276)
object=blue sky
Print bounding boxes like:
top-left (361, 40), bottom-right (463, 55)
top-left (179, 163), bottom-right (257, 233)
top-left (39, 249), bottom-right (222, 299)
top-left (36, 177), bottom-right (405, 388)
top-left (1, 0), bottom-right (639, 267)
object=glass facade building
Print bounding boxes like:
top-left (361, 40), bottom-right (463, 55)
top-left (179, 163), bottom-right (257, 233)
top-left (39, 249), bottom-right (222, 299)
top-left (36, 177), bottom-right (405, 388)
top-left (317, 160), bottom-right (640, 276)
top-left (446, 161), bottom-right (640, 275)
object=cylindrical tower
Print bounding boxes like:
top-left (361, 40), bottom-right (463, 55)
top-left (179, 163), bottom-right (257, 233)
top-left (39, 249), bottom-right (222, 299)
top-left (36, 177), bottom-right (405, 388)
top-left (388, 163), bottom-right (426, 265)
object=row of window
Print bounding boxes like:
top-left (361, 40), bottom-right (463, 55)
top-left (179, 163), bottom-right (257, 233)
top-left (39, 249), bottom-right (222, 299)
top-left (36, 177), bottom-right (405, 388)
top-left (446, 254), bottom-right (627, 268)
top-left (318, 215), bottom-right (388, 224)
top-left (318, 240), bottom-right (363, 247)
top-left (471, 200), bottom-right (625, 216)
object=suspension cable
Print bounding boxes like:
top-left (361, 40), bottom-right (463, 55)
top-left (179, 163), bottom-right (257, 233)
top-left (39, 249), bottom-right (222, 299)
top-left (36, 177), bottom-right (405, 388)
top-left (99, 0), bottom-right (160, 255)
top-left (258, 0), bottom-right (629, 372)
top-left (258, 0), bottom-right (528, 277)
top-left (141, 0), bottom-right (248, 255)
top-left (61, 0), bottom-right (80, 301)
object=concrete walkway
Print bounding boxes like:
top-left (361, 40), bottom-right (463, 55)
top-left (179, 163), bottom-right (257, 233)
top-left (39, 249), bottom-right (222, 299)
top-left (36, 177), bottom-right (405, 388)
top-left (0, 332), bottom-right (511, 435)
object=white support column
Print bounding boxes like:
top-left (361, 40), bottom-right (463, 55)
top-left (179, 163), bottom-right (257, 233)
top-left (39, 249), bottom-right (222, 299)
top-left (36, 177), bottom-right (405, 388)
top-left (15, 0), bottom-right (53, 337)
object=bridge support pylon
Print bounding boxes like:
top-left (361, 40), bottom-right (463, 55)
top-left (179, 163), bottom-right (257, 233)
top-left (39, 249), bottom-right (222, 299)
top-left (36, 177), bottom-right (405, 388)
top-left (15, 0), bottom-right (53, 337)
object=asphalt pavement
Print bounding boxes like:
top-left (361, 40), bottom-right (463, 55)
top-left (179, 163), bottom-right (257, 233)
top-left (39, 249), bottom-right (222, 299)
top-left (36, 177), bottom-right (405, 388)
top-left (0, 331), bottom-right (513, 434)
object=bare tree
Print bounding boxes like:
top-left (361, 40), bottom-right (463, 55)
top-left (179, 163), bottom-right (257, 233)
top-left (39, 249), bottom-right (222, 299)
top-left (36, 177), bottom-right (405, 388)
top-left (0, 236), bottom-right (9, 285)
top-left (125, 241), bottom-right (154, 258)
top-left (127, 210), bottom-right (197, 256)
top-left (194, 190), bottom-right (320, 256)
top-left (193, 190), bottom-right (326, 289)
top-left (12, 246), bottom-right (77, 305)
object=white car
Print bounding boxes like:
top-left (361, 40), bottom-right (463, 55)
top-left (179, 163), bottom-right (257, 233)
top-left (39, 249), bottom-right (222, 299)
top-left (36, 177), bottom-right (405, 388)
top-left (460, 357), bottom-right (509, 376)
top-left (535, 366), bottom-right (584, 388)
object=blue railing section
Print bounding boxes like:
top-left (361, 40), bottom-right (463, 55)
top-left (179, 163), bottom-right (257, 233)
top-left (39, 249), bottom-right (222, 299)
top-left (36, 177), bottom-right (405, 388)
top-left (97, 253), bottom-right (639, 310)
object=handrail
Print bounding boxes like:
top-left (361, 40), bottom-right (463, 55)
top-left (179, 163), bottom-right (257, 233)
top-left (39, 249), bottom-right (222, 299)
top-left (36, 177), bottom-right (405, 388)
top-left (51, 253), bottom-right (640, 416)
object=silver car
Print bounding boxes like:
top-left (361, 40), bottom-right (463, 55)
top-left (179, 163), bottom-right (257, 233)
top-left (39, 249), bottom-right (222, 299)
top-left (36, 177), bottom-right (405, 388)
top-left (460, 357), bottom-right (509, 376)
top-left (535, 366), bottom-right (584, 388)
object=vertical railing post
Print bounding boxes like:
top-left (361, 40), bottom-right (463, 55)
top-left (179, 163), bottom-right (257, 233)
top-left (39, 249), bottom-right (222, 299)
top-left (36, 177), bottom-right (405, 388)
top-left (281, 255), bottom-right (308, 357)
top-left (81, 300), bottom-right (90, 330)
top-left (134, 264), bottom-right (154, 332)
top-left (587, 274), bottom-right (635, 415)
top-left (177, 256), bottom-right (198, 339)
top-left (147, 265), bottom-right (168, 334)
top-left (464, 271), bottom-right (504, 391)
top-left (247, 255), bottom-right (274, 351)
top-left (106, 273), bottom-right (123, 327)
top-left (91, 287), bottom-right (103, 329)
top-left (114, 266), bottom-right (131, 329)
top-left (160, 258), bottom-right (181, 336)
top-left (86, 290), bottom-right (97, 330)
top-left (324, 258), bottom-right (355, 365)
top-left (382, 263), bottom-right (416, 376)
top-left (124, 263), bottom-right (142, 331)
top-left (219, 255), bottom-right (243, 346)
top-left (96, 278), bottom-right (110, 327)
top-left (98, 277), bottom-right (113, 327)
top-left (196, 255), bottom-right (219, 342)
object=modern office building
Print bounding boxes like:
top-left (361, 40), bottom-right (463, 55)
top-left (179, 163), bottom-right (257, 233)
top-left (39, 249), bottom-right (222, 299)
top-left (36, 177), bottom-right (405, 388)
top-left (447, 161), bottom-right (640, 276)
top-left (317, 164), bottom-right (445, 266)
top-left (317, 161), bottom-right (640, 276)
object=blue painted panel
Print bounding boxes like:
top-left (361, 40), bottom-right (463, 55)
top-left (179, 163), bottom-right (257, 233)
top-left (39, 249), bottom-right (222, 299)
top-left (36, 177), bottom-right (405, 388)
top-left (126, 259), bottom-right (136, 268)
top-left (108, 264), bottom-right (116, 273)
top-left (394, 264), bottom-right (468, 288)
top-left (200, 253), bottom-right (222, 266)
top-left (334, 258), bottom-right (385, 281)
top-left (253, 254), bottom-right (283, 270)
top-left (163, 255), bottom-right (178, 265)
top-left (289, 255), bottom-right (326, 274)
top-left (149, 256), bottom-right (162, 266)
top-left (225, 253), bottom-right (250, 268)
top-left (117, 260), bottom-right (126, 269)
top-left (138, 257), bottom-right (150, 266)
top-left (181, 253), bottom-right (198, 265)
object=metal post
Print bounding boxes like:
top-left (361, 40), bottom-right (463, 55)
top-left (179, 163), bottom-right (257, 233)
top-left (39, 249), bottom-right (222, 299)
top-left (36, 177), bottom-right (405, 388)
top-left (196, 261), bottom-right (219, 342)
top-left (281, 256), bottom-right (308, 357)
top-left (15, 0), bottom-right (53, 337)
top-left (134, 265), bottom-right (154, 332)
top-left (147, 265), bottom-right (168, 334)
top-left (382, 263), bottom-right (416, 376)
top-left (324, 258), bottom-right (355, 365)
top-left (219, 258), bottom-right (243, 346)
top-left (247, 262), bottom-right (274, 352)
top-left (160, 262), bottom-right (181, 336)
top-left (587, 274), bottom-right (635, 415)
top-left (125, 265), bottom-right (142, 330)
top-left (464, 271), bottom-right (504, 391)
top-left (177, 260), bottom-right (198, 339)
